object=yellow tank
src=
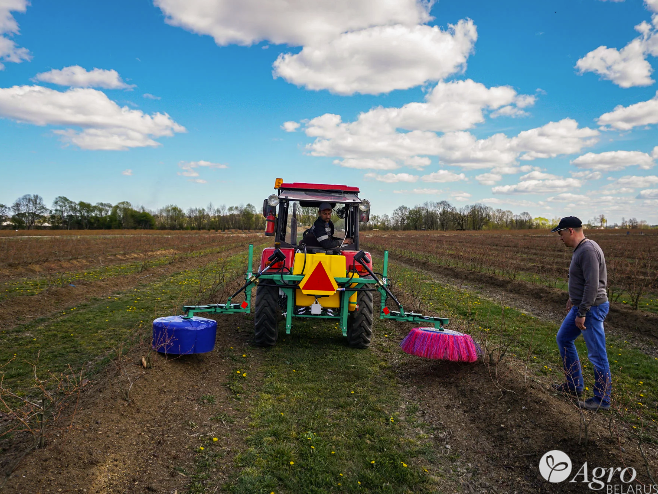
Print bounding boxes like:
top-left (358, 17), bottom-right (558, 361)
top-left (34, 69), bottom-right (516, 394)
top-left (292, 253), bottom-right (358, 311)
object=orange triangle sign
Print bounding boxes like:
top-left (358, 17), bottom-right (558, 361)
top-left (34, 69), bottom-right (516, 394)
top-left (300, 261), bottom-right (338, 294)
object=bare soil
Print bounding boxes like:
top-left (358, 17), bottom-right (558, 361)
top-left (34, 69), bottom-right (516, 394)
top-left (3, 314), bottom-right (257, 493)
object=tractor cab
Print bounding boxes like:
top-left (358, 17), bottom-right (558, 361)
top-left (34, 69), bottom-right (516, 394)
top-left (262, 180), bottom-right (370, 253)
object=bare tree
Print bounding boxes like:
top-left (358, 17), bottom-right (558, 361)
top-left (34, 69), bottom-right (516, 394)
top-left (12, 194), bottom-right (49, 229)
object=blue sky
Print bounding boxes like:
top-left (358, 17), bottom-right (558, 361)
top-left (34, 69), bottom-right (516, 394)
top-left (1, 0), bottom-right (658, 224)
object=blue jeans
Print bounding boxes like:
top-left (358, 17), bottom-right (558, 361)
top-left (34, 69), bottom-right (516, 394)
top-left (556, 302), bottom-right (611, 405)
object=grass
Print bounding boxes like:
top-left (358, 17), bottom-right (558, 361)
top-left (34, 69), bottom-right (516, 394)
top-left (387, 262), bottom-right (658, 424)
top-left (226, 319), bottom-right (441, 493)
top-left (0, 245), bottom-right (264, 395)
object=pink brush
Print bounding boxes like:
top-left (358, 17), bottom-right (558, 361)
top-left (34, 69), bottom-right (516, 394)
top-left (400, 327), bottom-right (479, 362)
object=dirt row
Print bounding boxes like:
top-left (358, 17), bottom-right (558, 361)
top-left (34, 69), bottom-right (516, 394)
top-left (0, 243), bottom-right (260, 332)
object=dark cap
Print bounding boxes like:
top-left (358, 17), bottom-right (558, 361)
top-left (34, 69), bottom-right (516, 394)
top-left (551, 216), bottom-right (582, 232)
top-left (319, 202), bottom-right (332, 212)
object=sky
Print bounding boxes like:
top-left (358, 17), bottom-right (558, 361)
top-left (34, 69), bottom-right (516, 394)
top-left (1, 0), bottom-right (658, 224)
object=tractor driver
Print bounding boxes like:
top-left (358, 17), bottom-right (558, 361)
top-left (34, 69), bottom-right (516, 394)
top-left (304, 202), bottom-right (353, 250)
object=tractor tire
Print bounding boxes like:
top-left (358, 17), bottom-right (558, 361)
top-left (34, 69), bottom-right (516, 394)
top-left (254, 284), bottom-right (279, 346)
top-left (347, 277), bottom-right (373, 349)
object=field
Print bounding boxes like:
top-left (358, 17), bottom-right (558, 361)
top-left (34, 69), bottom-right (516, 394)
top-left (1, 229), bottom-right (657, 492)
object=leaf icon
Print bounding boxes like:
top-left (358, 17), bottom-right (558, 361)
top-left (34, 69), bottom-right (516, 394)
top-left (546, 455), bottom-right (568, 482)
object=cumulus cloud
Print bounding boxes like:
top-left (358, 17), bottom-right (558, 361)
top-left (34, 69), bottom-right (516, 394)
top-left (0, 85), bottom-right (185, 150)
top-left (188, 178), bottom-right (208, 184)
top-left (571, 150), bottom-right (655, 171)
top-left (475, 172), bottom-right (503, 185)
top-left (393, 188), bottom-right (442, 194)
top-left (273, 20), bottom-right (477, 95)
top-left (154, 0), bottom-right (431, 47)
top-left (282, 121), bottom-right (300, 132)
top-left (177, 160), bottom-right (228, 177)
top-left (480, 197), bottom-right (538, 208)
top-left (334, 158), bottom-right (399, 170)
top-left (451, 191), bottom-right (472, 201)
top-left (34, 66), bottom-right (135, 90)
top-left (364, 172), bottom-right (418, 183)
top-left (646, 0), bottom-right (658, 13)
top-left (597, 91), bottom-right (658, 129)
top-left (143, 93), bottom-right (161, 100)
top-left (121, 169), bottom-right (133, 176)
top-left (421, 169), bottom-right (467, 182)
top-left (0, 0), bottom-right (30, 70)
top-left (492, 176), bottom-right (582, 194)
top-left (637, 188), bottom-right (658, 198)
top-left (404, 156), bottom-right (431, 170)
top-left (571, 170), bottom-right (603, 180)
top-left (512, 119), bottom-right (599, 160)
top-left (575, 16), bottom-right (658, 88)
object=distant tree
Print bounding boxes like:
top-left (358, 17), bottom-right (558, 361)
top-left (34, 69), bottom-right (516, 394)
top-left (0, 204), bottom-right (9, 227)
top-left (12, 194), bottom-right (49, 229)
top-left (597, 214), bottom-right (607, 228)
top-left (392, 205), bottom-right (409, 229)
top-left (110, 201), bottom-right (134, 228)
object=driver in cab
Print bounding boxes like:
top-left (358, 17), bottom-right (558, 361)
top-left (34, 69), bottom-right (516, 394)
top-left (306, 202), bottom-right (353, 250)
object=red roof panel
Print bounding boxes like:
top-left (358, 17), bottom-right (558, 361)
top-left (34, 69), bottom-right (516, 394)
top-left (279, 182), bottom-right (359, 193)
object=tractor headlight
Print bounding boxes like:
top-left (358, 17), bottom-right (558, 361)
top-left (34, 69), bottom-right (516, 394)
top-left (267, 194), bottom-right (280, 207)
top-left (359, 201), bottom-right (370, 212)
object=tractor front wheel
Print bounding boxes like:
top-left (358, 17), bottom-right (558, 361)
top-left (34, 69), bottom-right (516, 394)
top-left (255, 283), bottom-right (279, 346)
top-left (347, 277), bottom-right (373, 349)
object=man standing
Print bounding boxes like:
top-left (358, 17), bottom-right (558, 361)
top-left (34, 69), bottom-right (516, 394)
top-left (304, 202), bottom-right (352, 250)
top-left (552, 216), bottom-right (611, 411)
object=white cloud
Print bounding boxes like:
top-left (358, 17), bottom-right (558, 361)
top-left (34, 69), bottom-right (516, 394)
top-left (480, 197), bottom-right (538, 208)
top-left (475, 172), bottom-right (503, 185)
top-left (492, 177), bottom-right (582, 194)
top-left (571, 170), bottom-right (603, 180)
top-left (575, 16), bottom-right (658, 88)
top-left (404, 156), bottom-right (431, 170)
top-left (178, 160), bottom-right (228, 177)
top-left (519, 171), bottom-right (560, 181)
top-left (435, 132), bottom-right (517, 169)
top-left (451, 191), bottom-right (472, 201)
top-left (282, 121), bottom-right (300, 132)
top-left (571, 150), bottom-right (655, 171)
top-left (334, 158), bottom-right (399, 170)
top-left (188, 178), bottom-right (208, 184)
top-left (0, 85), bottom-right (186, 150)
top-left (273, 20), bottom-right (477, 95)
top-left (646, 0), bottom-right (658, 13)
top-left (122, 169), bottom-right (133, 176)
top-left (597, 91), bottom-right (658, 130)
top-left (34, 66), bottom-right (135, 90)
top-left (637, 188), bottom-right (658, 198)
top-left (364, 172), bottom-right (418, 183)
top-left (512, 119), bottom-right (599, 160)
top-left (546, 193), bottom-right (585, 204)
top-left (490, 105), bottom-right (529, 118)
top-left (143, 93), bottom-right (161, 100)
top-left (0, 0), bottom-right (30, 70)
top-left (154, 0), bottom-right (431, 47)
top-left (393, 188), bottom-right (442, 194)
top-left (421, 169), bottom-right (467, 182)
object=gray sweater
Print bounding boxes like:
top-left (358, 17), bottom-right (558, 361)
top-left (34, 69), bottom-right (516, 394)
top-left (569, 239), bottom-right (608, 317)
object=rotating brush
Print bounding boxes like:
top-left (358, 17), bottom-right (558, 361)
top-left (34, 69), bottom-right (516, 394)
top-left (400, 327), bottom-right (480, 362)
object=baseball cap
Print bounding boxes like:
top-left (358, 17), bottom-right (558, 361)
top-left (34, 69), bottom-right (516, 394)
top-left (319, 202), bottom-right (333, 212)
top-left (551, 216), bottom-right (582, 232)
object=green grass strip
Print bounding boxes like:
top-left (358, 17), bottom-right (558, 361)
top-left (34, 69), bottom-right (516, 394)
top-left (0, 244), bottom-right (266, 395)
top-left (388, 262), bottom-right (658, 427)
top-left (228, 320), bottom-right (439, 494)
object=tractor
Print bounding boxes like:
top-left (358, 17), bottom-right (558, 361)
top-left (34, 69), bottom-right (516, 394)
top-left (179, 179), bottom-right (449, 349)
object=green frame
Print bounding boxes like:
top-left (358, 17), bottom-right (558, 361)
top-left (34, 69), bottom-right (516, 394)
top-left (182, 244), bottom-right (449, 335)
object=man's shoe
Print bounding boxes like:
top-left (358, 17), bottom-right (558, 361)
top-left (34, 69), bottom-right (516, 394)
top-left (578, 398), bottom-right (610, 411)
top-left (552, 382), bottom-right (583, 397)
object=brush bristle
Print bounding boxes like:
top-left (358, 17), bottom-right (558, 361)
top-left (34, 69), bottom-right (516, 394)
top-left (400, 327), bottom-right (479, 362)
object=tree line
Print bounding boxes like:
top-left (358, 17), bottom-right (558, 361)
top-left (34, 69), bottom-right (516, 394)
top-left (2, 194), bottom-right (652, 231)
top-left (0, 194), bottom-right (266, 231)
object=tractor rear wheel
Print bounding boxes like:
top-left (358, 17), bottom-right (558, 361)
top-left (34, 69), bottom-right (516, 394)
top-left (347, 277), bottom-right (373, 349)
top-left (255, 283), bottom-right (279, 346)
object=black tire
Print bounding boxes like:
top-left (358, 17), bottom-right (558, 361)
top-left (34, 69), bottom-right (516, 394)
top-left (255, 284), bottom-right (279, 346)
top-left (347, 277), bottom-right (373, 349)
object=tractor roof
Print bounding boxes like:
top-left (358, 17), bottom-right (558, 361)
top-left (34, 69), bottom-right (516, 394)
top-left (277, 182), bottom-right (361, 204)
top-left (278, 182), bottom-right (359, 193)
